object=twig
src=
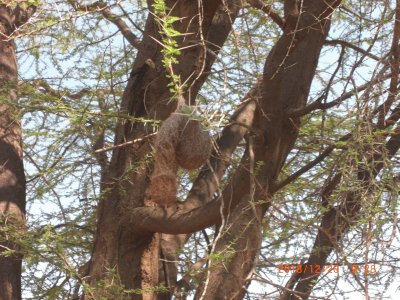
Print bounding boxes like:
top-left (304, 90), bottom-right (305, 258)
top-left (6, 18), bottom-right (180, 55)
top-left (325, 39), bottom-right (381, 61)
top-left (94, 132), bottom-right (157, 153)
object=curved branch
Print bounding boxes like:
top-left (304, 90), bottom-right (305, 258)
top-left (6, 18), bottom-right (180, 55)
top-left (123, 158), bottom-right (251, 235)
top-left (67, 0), bottom-right (142, 50)
top-left (121, 82), bottom-right (260, 234)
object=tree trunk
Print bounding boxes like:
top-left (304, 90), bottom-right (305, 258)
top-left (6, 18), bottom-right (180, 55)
top-left (0, 5), bottom-right (35, 300)
top-left (87, 1), bottom-right (242, 299)
top-left (281, 2), bottom-right (400, 297)
top-left (195, 0), bottom-right (341, 298)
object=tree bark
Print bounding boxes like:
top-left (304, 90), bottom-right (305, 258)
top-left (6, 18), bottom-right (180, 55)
top-left (87, 1), bottom-right (243, 299)
top-left (195, 0), bottom-right (341, 298)
top-left (0, 5), bottom-right (35, 300)
top-left (281, 3), bottom-right (400, 297)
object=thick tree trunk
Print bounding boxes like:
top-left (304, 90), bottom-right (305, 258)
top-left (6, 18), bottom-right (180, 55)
top-left (87, 1), bottom-right (242, 299)
top-left (195, 1), bottom-right (341, 298)
top-left (281, 3), bottom-right (400, 298)
top-left (0, 5), bottom-right (33, 300)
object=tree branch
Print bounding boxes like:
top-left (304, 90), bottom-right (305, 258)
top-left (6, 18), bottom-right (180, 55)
top-left (247, 0), bottom-right (285, 29)
top-left (325, 39), bottom-right (381, 61)
top-left (67, 0), bottom-right (142, 50)
top-left (378, 2), bottom-right (400, 127)
top-left (287, 72), bottom-right (392, 117)
top-left (30, 79), bottom-right (106, 100)
top-left (120, 81), bottom-right (261, 234)
top-left (101, 7), bottom-right (143, 50)
top-left (273, 141), bottom-right (340, 191)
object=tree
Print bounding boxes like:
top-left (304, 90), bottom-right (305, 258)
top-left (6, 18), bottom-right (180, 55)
top-left (0, 3), bottom-right (35, 299)
top-left (1, 0), bottom-right (400, 299)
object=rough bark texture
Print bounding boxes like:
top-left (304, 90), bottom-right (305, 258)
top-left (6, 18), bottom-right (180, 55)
top-left (195, 1), bottom-right (342, 298)
top-left (280, 2), bottom-right (400, 298)
top-left (101, 1), bottom-right (339, 299)
top-left (87, 1), bottom-right (243, 299)
top-left (0, 5), bottom-right (34, 300)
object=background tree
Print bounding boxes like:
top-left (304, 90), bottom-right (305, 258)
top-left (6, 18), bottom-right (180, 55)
top-left (1, 0), bottom-right (400, 299)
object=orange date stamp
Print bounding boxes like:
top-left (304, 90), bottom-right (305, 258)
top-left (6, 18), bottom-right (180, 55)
top-left (277, 264), bottom-right (339, 274)
top-left (277, 263), bottom-right (377, 275)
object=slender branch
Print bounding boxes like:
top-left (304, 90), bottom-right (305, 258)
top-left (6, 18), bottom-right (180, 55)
top-left (101, 7), bottom-right (143, 50)
top-left (325, 39), bottom-right (381, 61)
top-left (275, 146), bottom-right (333, 190)
top-left (247, 0), bottom-right (285, 29)
top-left (30, 79), bottom-right (111, 100)
top-left (67, 0), bottom-right (143, 50)
top-left (287, 72), bottom-right (392, 117)
top-left (94, 132), bottom-right (157, 153)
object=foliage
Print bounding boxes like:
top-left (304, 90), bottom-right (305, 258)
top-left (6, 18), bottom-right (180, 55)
top-left (1, 0), bottom-right (399, 299)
